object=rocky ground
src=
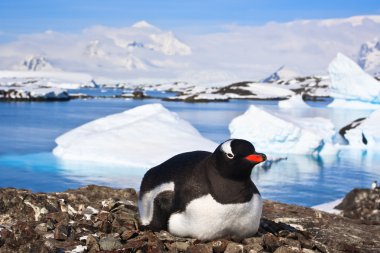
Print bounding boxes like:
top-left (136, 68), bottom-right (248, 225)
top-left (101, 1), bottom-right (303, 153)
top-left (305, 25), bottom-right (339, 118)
top-left (335, 188), bottom-right (380, 224)
top-left (0, 185), bottom-right (379, 253)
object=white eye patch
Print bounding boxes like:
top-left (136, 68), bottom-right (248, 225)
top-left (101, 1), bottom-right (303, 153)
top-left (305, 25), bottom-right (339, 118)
top-left (221, 140), bottom-right (234, 159)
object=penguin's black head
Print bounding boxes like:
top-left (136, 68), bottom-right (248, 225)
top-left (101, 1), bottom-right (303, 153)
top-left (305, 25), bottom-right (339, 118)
top-left (213, 139), bottom-right (266, 179)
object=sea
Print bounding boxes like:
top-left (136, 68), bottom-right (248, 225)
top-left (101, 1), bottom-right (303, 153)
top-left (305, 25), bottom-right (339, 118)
top-left (0, 88), bottom-right (379, 207)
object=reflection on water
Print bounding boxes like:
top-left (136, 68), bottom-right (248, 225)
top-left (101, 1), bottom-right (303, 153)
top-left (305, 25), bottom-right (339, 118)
top-left (1, 148), bottom-right (379, 206)
top-left (0, 97), bottom-right (380, 206)
top-left (254, 149), bottom-right (380, 206)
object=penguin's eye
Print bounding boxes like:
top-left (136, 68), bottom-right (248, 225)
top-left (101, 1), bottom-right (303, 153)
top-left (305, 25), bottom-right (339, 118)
top-left (226, 153), bottom-right (234, 159)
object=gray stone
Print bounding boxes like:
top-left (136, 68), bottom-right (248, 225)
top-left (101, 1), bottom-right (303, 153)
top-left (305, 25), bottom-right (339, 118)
top-left (186, 243), bottom-right (213, 253)
top-left (99, 235), bottom-right (123, 251)
top-left (35, 223), bottom-right (48, 233)
top-left (244, 243), bottom-right (264, 253)
top-left (171, 241), bottom-right (190, 251)
top-left (224, 242), bottom-right (244, 253)
top-left (274, 246), bottom-right (300, 253)
top-left (243, 237), bottom-right (263, 245)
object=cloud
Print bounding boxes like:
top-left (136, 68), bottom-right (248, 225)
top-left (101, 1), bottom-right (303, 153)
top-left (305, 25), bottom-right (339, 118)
top-left (0, 16), bottom-right (380, 84)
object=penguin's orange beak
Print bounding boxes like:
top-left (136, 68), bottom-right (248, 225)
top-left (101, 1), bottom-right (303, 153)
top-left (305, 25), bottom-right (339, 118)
top-left (245, 153), bottom-right (266, 163)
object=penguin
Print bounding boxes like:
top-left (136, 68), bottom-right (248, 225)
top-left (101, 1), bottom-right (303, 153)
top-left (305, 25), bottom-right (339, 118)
top-left (138, 139), bottom-right (266, 241)
top-left (371, 180), bottom-right (378, 190)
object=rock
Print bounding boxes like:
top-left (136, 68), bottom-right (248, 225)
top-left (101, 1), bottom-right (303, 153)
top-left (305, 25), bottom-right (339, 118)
top-left (224, 242), bottom-right (244, 253)
top-left (209, 239), bottom-right (229, 253)
top-left (35, 223), bottom-right (48, 233)
top-left (171, 241), bottom-right (191, 251)
top-left (121, 229), bottom-right (139, 241)
top-left (123, 237), bottom-right (148, 251)
top-left (85, 234), bottom-right (99, 250)
top-left (242, 237), bottom-right (263, 245)
top-left (274, 246), bottom-right (301, 253)
top-left (98, 235), bottom-right (123, 251)
top-left (0, 185), bottom-right (380, 252)
top-left (279, 238), bottom-right (301, 249)
top-left (145, 231), bottom-right (167, 252)
top-left (186, 243), bottom-right (213, 253)
top-left (262, 233), bottom-right (281, 252)
top-left (335, 188), bottom-right (380, 224)
top-left (244, 242), bottom-right (264, 253)
top-left (54, 223), bottom-right (74, 241)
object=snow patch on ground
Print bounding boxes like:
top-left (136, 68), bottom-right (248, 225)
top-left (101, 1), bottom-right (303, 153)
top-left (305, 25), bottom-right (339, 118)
top-left (312, 198), bottom-right (343, 214)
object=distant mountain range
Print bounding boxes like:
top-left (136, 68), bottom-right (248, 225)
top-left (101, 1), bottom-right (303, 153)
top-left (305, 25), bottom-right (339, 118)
top-left (1, 16), bottom-right (380, 85)
top-left (357, 38), bottom-right (380, 76)
top-left (14, 56), bottom-right (56, 71)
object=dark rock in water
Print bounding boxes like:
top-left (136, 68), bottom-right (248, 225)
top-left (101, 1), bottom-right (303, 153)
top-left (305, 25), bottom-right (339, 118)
top-left (0, 185), bottom-right (379, 252)
top-left (335, 188), bottom-right (380, 224)
top-left (132, 89), bottom-right (146, 99)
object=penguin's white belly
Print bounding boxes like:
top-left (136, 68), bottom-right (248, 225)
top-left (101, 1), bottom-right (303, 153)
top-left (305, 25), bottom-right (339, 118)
top-left (168, 193), bottom-right (262, 240)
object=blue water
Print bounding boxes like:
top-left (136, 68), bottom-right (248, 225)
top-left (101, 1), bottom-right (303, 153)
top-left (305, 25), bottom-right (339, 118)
top-left (1, 96), bottom-right (379, 206)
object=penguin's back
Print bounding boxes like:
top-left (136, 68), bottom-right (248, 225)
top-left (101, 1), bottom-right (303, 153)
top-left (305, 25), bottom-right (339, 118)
top-left (140, 150), bottom-right (211, 194)
top-left (138, 151), bottom-right (211, 228)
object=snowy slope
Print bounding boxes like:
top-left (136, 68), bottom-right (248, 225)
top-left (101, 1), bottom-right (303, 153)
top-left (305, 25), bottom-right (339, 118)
top-left (262, 66), bottom-right (300, 83)
top-left (328, 53), bottom-right (380, 103)
top-left (0, 70), bottom-right (94, 89)
top-left (357, 38), bottom-right (380, 76)
top-left (215, 82), bottom-right (294, 100)
top-left (262, 75), bottom-right (331, 98)
top-left (13, 56), bottom-right (56, 71)
top-left (53, 104), bottom-right (218, 168)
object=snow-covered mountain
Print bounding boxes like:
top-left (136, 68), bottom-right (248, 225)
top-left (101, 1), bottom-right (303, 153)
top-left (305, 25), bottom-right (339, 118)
top-left (80, 21), bottom-right (191, 72)
top-left (14, 56), bottom-right (56, 71)
top-left (357, 38), bottom-right (380, 76)
top-left (1, 16), bottom-right (380, 85)
top-left (262, 66), bottom-right (300, 83)
top-left (1, 21), bottom-right (192, 82)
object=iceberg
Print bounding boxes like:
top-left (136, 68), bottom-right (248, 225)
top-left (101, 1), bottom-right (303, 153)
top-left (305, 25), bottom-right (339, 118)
top-left (328, 53), bottom-right (380, 103)
top-left (229, 105), bottom-right (336, 155)
top-left (328, 99), bottom-right (380, 109)
top-left (53, 103), bottom-right (217, 168)
top-left (339, 108), bottom-right (380, 149)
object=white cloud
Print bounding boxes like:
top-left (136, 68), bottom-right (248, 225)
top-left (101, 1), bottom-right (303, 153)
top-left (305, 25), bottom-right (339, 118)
top-left (0, 16), bottom-right (380, 85)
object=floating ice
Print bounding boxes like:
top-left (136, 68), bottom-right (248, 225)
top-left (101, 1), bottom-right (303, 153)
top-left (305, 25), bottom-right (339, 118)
top-left (340, 108), bottom-right (380, 149)
top-left (53, 103), bottom-right (217, 168)
top-left (328, 53), bottom-right (380, 103)
top-left (229, 105), bottom-right (336, 155)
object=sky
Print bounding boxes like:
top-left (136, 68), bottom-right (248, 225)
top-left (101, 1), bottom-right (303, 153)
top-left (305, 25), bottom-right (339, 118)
top-left (1, 0), bottom-right (380, 39)
top-left (1, 0), bottom-right (380, 82)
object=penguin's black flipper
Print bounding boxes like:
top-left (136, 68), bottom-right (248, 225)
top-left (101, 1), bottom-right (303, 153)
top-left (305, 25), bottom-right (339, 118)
top-left (146, 190), bottom-right (175, 231)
